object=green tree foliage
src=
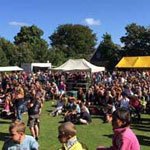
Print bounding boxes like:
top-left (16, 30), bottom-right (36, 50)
top-left (14, 43), bottom-right (34, 66)
top-left (14, 25), bottom-right (49, 62)
top-left (49, 24), bottom-right (97, 59)
top-left (47, 48), bottom-right (66, 66)
top-left (97, 33), bottom-right (120, 69)
top-left (0, 37), bottom-right (15, 65)
top-left (0, 47), bottom-right (8, 66)
top-left (97, 33), bottom-right (119, 59)
top-left (121, 23), bottom-right (150, 56)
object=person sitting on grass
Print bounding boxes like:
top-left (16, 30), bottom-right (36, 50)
top-left (79, 102), bottom-right (91, 125)
top-left (96, 107), bottom-right (140, 150)
top-left (2, 121), bottom-right (39, 150)
top-left (50, 94), bottom-right (67, 117)
top-left (64, 97), bottom-right (78, 123)
top-left (58, 121), bottom-right (87, 150)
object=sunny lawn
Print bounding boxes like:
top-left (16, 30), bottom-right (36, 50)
top-left (0, 100), bottom-right (150, 150)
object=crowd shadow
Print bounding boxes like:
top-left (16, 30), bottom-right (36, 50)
top-left (132, 117), bottom-right (150, 132)
top-left (0, 120), bottom-right (11, 125)
top-left (102, 133), bottom-right (150, 147)
top-left (46, 109), bottom-right (53, 113)
top-left (0, 132), bottom-right (9, 142)
top-left (103, 134), bottom-right (113, 139)
top-left (136, 134), bottom-right (150, 147)
top-left (131, 124), bottom-right (150, 132)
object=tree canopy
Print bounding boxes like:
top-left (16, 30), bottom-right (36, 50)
top-left (0, 37), bottom-right (15, 65)
top-left (49, 24), bottom-right (97, 59)
top-left (0, 47), bottom-right (8, 66)
top-left (1, 22), bottom-right (150, 69)
top-left (96, 33), bottom-right (121, 69)
top-left (14, 25), bottom-right (49, 63)
top-left (121, 23), bottom-right (150, 56)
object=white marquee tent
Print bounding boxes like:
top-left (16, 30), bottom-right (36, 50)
top-left (21, 63), bottom-right (51, 72)
top-left (52, 59), bottom-right (105, 73)
top-left (0, 66), bottom-right (23, 72)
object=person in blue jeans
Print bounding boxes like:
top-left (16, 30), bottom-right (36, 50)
top-left (14, 83), bottom-right (25, 120)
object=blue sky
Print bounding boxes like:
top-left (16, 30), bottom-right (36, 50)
top-left (0, 0), bottom-right (150, 45)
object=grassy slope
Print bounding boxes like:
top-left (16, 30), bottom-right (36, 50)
top-left (0, 101), bottom-right (150, 150)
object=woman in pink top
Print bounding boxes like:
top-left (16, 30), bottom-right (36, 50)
top-left (96, 107), bottom-right (140, 150)
top-left (3, 95), bottom-right (11, 113)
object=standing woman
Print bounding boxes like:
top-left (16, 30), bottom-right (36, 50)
top-left (14, 82), bottom-right (25, 121)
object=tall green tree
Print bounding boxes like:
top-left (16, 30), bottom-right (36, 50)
top-left (121, 23), bottom-right (150, 56)
top-left (14, 25), bottom-right (49, 62)
top-left (0, 37), bottom-right (16, 65)
top-left (14, 43), bottom-right (34, 66)
top-left (49, 24), bottom-right (97, 59)
top-left (97, 33), bottom-right (120, 69)
top-left (0, 47), bottom-right (8, 66)
top-left (47, 48), bottom-right (66, 66)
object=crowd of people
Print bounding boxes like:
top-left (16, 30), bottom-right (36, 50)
top-left (0, 69), bottom-right (150, 149)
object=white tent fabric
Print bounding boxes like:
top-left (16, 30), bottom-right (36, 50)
top-left (21, 63), bottom-right (51, 72)
top-left (32, 63), bottom-right (51, 68)
top-left (0, 66), bottom-right (23, 72)
top-left (52, 59), bottom-right (105, 72)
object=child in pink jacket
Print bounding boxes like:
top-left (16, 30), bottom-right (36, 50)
top-left (96, 107), bottom-right (140, 150)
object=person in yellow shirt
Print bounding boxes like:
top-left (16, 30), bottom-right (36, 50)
top-left (58, 121), bottom-right (86, 150)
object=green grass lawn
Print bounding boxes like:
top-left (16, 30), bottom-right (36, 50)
top-left (0, 100), bottom-right (150, 150)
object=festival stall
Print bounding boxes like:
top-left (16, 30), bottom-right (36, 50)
top-left (0, 66), bottom-right (23, 72)
top-left (116, 56), bottom-right (150, 68)
top-left (51, 58), bottom-right (105, 72)
top-left (21, 62), bottom-right (51, 72)
top-left (52, 59), bottom-right (105, 93)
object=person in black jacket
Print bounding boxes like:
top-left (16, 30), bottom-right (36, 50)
top-left (27, 89), bottom-right (42, 141)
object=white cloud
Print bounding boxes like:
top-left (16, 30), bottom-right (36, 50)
top-left (84, 18), bottom-right (101, 26)
top-left (9, 21), bottom-right (29, 27)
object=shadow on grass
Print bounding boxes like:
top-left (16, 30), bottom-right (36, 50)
top-left (136, 134), bottom-right (150, 147)
top-left (0, 120), bottom-right (11, 124)
top-left (102, 134), bottom-right (150, 147)
top-left (131, 125), bottom-right (150, 132)
top-left (103, 134), bottom-right (113, 139)
top-left (132, 117), bottom-right (150, 132)
top-left (91, 115), bottom-right (102, 119)
top-left (140, 117), bottom-right (150, 125)
top-left (46, 109), bottom-right (53, 113)
top-left (58, 120), bottom-right (65, 124)
top-left (0, 132), bottom-right (10, 142)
